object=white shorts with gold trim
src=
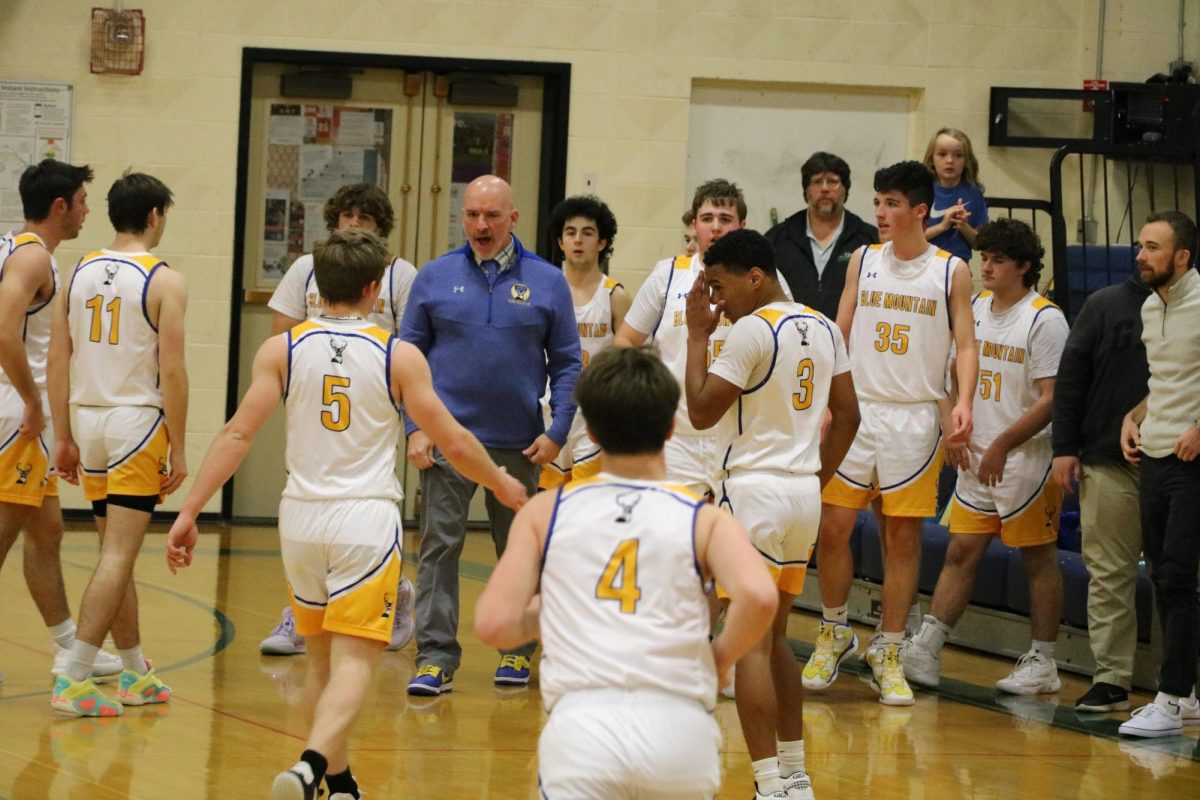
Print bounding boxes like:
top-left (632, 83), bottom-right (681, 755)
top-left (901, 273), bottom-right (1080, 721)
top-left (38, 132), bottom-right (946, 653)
top-left (279, 496), bottom-right (403, 644)
top-left (77, 405), bottom-right (168, 501)
top-left (948, 439), bottom-right (1060, 548)
top-left (822, 399), bottom-right (943, 518)
top-left (719, 471), bottom-right (820, 596)
top-left (664, 432), bottom-right (717, 498)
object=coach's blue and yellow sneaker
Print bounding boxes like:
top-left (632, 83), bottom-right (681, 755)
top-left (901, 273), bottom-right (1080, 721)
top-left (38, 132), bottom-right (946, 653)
top-left (407, 665), bottom-right (453, 696)
top-left (494, 655), bottom-right (531, 687)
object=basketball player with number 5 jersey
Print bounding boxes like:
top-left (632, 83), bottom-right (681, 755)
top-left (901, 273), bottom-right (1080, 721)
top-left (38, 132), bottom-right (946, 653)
top-left (803, 161), bottom-right (978, 708)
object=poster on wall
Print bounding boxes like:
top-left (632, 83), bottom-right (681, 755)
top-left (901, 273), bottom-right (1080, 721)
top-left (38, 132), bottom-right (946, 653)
top-left (257, 103), bottom-right (391, 286)
top-left (0, 81), bottom-right (71, 235)
top-left (447, 111), bottom-right (513, 251)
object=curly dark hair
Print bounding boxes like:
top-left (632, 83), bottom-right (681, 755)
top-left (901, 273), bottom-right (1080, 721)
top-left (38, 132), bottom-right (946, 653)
top-left (549, 194), bottom-right (618, 262)
top-left (976, 218), bottom-right (1045, 288)
top-left (323, 183), bottom-right (395, 238)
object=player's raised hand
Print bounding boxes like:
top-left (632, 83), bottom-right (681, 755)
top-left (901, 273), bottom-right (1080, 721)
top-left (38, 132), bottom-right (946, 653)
top-left (685, 271), bottom-right (720, 338)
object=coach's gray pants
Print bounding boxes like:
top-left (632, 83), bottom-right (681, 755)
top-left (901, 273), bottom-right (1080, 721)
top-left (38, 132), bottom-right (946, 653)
top-left (414, 447), bottom-right (538, 673)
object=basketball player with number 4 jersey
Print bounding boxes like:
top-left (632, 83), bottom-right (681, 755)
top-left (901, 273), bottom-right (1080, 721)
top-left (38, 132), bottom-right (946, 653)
top-left (803, 161), bottom-right (978, 708)
top-left (539, 195), bottom-right (631, 488)
top-left (614, 179), bottom-right (793, 496)
top-left (476, 346), bottom-right (777, 799)
top-left (166, 229), bottom-right (526, 800)
top-left (905, 218), bottom-right (1069, 697)
top-left (684, 229), bottom-right (859, 800)
top-left (49, 172), bottom-right (186, 717)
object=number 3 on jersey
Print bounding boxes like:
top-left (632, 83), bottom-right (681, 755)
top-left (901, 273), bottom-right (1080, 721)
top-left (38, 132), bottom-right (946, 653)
top-left (321, 375), bottom-right (351, 431)
top-left (793, 357), bottom-right (815, 410)
top-left (596, 538), bottom-right (641, 614)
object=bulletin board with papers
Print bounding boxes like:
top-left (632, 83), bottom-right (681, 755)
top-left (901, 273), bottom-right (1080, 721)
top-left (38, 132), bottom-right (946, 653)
top-left (256, 103), bottom-right (392, 287)
top-left (0, 81), bottom-right (72, 235)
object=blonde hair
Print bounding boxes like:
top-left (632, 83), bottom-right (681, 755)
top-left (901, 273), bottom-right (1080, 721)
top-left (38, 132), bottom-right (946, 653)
top-left (922, 127), bottom-right (983, 190)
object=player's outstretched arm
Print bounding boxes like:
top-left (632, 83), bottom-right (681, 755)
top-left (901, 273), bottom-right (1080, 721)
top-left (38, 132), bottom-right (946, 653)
top-left (697, 504), bottom-right (777, 679)
top-left (391, 340), bottom-right (527, 510)
top-left (165, 336), bottom-right (286, 574)
top-left (474, 491), bottom-right (552, 648)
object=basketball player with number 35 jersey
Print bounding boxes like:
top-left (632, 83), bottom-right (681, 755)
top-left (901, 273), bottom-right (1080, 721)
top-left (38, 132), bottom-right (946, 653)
top-left (476, 346), bottom-right (776, 800)
top-left (49, 172), bottom-right (185, 717)
top-left (539, 195), bottom-right (631, 488)
top-left (803, 162), bottom-right (978, 709)
top-left (685, 229), bottom-right (860, 800)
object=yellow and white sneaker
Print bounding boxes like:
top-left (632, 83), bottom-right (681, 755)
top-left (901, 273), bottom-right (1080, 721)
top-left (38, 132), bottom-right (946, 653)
top-left (870, 642), bottom-right (914, 706)
top-left (802, 620), bottom-right (858, 690)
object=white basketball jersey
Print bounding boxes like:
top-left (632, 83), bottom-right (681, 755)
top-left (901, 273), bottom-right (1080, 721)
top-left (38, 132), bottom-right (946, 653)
top-left (710, 302), bottom-right (850, 476)
top-left (538, 475), bottom-right (716, 711)
top-left (649, 254), bottom-right (731, 436)
top-left (577, 276), bottom-right (619, 367)
top-left (300, 255), bottom-right (416, 334)
top-left (283, 318), bottom-right (403, 502)
top-left (0, 232), bottom-right (58, 389)
top-left (67, 250), bottom-right (164, 407)
top-left (849, 243), bottom-right (959, 403)
top-left (971, 290), bottom-right (1068, 448)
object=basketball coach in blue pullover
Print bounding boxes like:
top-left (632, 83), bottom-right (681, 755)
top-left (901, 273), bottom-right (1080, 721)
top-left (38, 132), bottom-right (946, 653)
top-left (401, 175), bottom-right (581, 695)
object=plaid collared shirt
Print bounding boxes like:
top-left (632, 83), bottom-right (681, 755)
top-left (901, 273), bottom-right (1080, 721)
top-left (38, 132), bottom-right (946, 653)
top-left (476, 235), bottom-right (518, 275)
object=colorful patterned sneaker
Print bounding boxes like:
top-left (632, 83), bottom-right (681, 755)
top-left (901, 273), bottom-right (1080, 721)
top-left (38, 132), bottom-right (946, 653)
top-left (51, 644), bottom-right (125, 681)
top-left (51, 675), bottom-right (122, 717)
top-left (494, 654), bottom-right (532, 687)
top-left (862, 631), bottom-right (885, 672)
top-left (117, 669), bottom-right (171, 706)
top-left (782, 770), bottom-right (815, 800)
top-left (272, 760), bottom-right (320, 800)
top-left (801, 620), bottom-right (858, 690)
top-left (995, 651), bottom-right (1061, 695)
top-left (261, 607), bottom-right (306, 655)
top-left (870, 643), bottom-right (915, 706)
top-left (1075, 681), bottom-right (1130, 712)
top-left (407, 665), bottom-right (453, 696)
top-left (387, 577), bottom-right (416, 652)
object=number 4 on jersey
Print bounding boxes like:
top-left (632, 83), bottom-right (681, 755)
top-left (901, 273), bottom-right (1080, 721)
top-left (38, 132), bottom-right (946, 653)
top-left (596, 538), bottom-right (641, 614)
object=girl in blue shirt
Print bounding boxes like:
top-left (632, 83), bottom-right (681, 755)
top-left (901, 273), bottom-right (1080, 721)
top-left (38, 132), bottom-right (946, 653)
top-left (923, 127), bottom-right (987, 264)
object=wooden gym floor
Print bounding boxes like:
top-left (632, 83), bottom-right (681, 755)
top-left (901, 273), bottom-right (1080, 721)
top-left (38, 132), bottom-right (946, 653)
top-left (0, 523), bottom-right (1197, 799)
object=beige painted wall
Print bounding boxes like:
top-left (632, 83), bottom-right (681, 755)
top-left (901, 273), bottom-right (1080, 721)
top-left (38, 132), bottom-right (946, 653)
top-left (1, 0), bottom-right (1194, 513)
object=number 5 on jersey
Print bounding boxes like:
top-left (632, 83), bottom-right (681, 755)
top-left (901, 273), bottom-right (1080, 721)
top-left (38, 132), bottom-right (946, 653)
top-left (596, 538), bottom-right (641, 614)
top-left (322, 375), bottom-right (351, 431)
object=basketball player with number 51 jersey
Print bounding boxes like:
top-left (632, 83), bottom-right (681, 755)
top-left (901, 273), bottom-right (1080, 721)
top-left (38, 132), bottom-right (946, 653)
top-left (476, 346), bottom-right (777, 800)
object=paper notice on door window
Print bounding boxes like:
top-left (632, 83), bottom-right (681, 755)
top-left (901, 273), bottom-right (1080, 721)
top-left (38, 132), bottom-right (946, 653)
top-left (269, 105), bottom-right (304, 145)
top-left (335, 110), bottom-right (377, 147)
top-left (299, 145), bottom-right (369, 202)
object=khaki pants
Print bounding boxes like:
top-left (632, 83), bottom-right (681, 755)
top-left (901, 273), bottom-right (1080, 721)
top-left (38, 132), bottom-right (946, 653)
top-left (1080, 461), bottom-right (1142, 689)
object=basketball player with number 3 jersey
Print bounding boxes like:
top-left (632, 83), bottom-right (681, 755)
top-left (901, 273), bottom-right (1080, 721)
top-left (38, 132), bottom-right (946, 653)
top-left (684, 229), bottom-right (859, 800)
top-left (803, 161), bottom-right (978, 708)
top-left (614, 179), bottom-right (793, 497)
top-left (539, 195), bottom-right (631, 488)
top-left (476, 346), bottom-right (777, 799)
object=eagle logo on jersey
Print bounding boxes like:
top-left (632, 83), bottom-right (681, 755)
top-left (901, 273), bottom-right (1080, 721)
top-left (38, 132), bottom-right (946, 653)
top-left (794, 320), bottom-right (810, 346)
top-left (15, 462), bottom-right (32, 485)
top-left (329, 336), bottom-right (348, 364)
top-left (614, 491), bottom-right (641, 523)
top-left (103, 263), bottom-right (119, 285)
top-left (510, 283), bottom-right (531, 304)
